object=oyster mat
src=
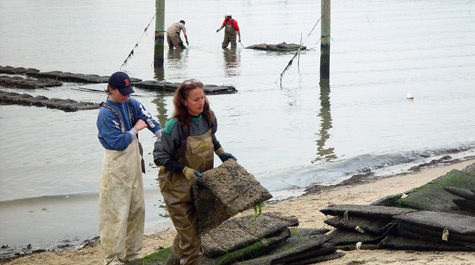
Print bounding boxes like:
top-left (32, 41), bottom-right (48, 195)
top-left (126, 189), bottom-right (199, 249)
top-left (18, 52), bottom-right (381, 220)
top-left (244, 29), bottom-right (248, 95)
top-left (194, 159), bottom-right (273, 235)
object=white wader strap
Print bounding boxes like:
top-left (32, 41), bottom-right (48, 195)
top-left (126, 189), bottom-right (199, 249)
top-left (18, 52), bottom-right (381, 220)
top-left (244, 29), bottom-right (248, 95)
top-left (100, 101), bottom-right (146, 173)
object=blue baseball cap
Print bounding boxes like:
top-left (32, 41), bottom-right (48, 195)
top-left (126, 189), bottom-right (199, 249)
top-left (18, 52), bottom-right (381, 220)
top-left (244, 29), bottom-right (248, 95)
top-left (108, 71), bottom-right (135, 95)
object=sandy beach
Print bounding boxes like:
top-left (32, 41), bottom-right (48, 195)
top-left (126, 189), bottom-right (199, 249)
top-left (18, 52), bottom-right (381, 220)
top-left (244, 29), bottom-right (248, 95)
top-left (5, 159), bottom-right (475, 265)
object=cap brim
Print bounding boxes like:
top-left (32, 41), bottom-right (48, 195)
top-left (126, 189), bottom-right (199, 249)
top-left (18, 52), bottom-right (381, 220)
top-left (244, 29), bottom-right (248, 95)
top-left (118, 86), bottom-right (134, 96)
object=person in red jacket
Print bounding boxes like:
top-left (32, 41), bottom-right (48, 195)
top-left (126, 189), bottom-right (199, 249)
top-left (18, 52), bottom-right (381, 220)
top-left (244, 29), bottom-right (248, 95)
top-left (216, 12), bottom-right (241, 49)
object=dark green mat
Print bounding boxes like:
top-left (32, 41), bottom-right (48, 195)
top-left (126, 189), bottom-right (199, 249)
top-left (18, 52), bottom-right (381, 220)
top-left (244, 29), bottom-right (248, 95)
top-left (382, 235), bottom-right (475, 251)
top-left (396, 169), bottom-right (475, 214)
top-left (453, 199), bottom-right (475, 212)
top-left (200, 228), bottom-right (291, 265)
top-left (398, 222), bottom-right (475, 246)
top-left (234, 234), bottom-right (335, 265)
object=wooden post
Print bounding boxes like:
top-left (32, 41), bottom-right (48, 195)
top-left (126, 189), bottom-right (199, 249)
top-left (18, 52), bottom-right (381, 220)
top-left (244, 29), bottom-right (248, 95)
top-left (154, 0), bottom-right (165, 68)
top-left (320, 0), bottom-right (331, 82)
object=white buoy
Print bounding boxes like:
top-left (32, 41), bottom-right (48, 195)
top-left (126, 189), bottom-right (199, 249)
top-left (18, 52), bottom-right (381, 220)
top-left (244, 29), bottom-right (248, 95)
top-left (406, 92), bottom-right (414, 99)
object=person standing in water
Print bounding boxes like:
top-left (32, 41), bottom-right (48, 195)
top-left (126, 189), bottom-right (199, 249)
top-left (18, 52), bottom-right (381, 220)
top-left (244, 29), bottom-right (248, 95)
top-left (216, 12), bottom-right (241, 49)
top-left (167, 20), bottom-right (189, 49)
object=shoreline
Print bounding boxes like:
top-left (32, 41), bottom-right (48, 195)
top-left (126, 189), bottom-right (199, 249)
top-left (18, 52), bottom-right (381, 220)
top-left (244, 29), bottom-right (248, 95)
top-left (3, 158), bottom-right (475, 264)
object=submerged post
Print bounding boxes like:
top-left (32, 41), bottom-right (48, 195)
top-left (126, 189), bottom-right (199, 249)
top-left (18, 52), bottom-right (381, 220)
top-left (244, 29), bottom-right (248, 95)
top-left (154, 0), bottom-right (165, 68)
top-left (320, 0), bottom-right (331, 82)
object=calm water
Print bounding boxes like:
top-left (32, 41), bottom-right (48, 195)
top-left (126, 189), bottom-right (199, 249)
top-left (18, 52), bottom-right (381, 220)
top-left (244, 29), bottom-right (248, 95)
top-left (1, 0), bottom-right (475, 255)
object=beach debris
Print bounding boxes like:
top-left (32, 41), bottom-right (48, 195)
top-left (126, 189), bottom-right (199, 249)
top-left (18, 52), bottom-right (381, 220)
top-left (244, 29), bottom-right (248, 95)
top-left (245, 42), bottom-right (306, 51)
top-left (193, 159), bottom-right (273, 235)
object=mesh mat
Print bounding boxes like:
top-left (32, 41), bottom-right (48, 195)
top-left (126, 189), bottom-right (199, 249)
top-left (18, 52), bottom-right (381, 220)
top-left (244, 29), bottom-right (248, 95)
top-left (382, 235), bottom-right (475, 251)
top-left (327, 228), bottom-right (385, 246)
top-left (194, 159), bottom-right (273, 235)
top-left (320, 204), bottom-right (415, 219)
top-left (200, 228), bottom-right (291, 265)
top-left (398, 222), bottom-right (475, 246)
top-left (289, 227), bottom-right (331, 237)
top-left (324, 215), bottom-right (397, 236)
top-left (453, 199), bottom-right (475, 212)
top-left (396, 169), bottom-right (475, 214)
top-left (394, 211), bottom-right (475, 234)
top-left (234, 234), bottom-right (336, 265)
top-left (201, 212), bottom-right (298, 258)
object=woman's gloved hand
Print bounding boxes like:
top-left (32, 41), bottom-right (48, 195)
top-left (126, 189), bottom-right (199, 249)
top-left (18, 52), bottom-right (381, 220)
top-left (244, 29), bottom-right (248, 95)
top-left (183, 167), bottom-right (202, 188)
top-left (216, 147), bottom-right (237, 162)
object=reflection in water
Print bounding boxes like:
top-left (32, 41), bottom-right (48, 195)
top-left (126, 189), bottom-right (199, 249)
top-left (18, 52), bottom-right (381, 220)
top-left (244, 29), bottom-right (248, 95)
top-left (312, 82), bottom-right (337, 163)
top-left (152, 94), bottom-right (169, 126)
top-left (154, 67), bottom-right (165, 81)
top-left (167, 48), bottom-right (184, 61)
top-left (222, 48), bottom-right (241, 76)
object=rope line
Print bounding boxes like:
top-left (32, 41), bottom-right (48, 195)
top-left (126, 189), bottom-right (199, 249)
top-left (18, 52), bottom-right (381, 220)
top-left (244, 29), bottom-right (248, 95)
top-left (120, 14), bottom-right (156, 70)
top-left (278, 16), bottom-right (323, 86)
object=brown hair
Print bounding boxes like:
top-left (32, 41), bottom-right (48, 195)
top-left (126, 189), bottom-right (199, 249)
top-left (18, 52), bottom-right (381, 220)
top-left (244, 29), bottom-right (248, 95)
top-left (104, 85), bottom-right (113, 95)
top-left (173, 79), bottom-right (214, 126)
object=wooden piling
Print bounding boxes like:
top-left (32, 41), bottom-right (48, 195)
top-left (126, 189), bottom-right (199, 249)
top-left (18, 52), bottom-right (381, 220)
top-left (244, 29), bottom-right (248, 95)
top-left (320, 0), bottom-right (331, 82)
top-left (154, 0), bottom-right (165, 68)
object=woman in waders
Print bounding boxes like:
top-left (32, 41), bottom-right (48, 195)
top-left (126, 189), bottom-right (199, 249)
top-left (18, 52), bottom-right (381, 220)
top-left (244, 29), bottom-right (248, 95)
top-left (153, 79), bottom-right (236, 265)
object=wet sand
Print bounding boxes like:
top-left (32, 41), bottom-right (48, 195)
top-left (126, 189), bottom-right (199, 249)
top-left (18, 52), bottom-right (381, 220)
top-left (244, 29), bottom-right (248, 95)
top-left (4, 159), bottom-right (475, 265)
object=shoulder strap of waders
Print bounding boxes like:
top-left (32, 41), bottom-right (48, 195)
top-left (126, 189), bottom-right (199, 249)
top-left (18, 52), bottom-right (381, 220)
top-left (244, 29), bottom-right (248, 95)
top-left (177, 124), bottom-right (189, 159)
top-left (100, 102), bottom-right (124, 132)
top-left (127, 98), bottom-right (146, 174)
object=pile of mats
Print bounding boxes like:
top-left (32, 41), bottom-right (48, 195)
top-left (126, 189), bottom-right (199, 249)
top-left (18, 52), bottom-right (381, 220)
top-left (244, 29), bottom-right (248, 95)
top-left (321, 164), bottom-right (475, 251)
top-left (131, 213), bottom-right (344, 265)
